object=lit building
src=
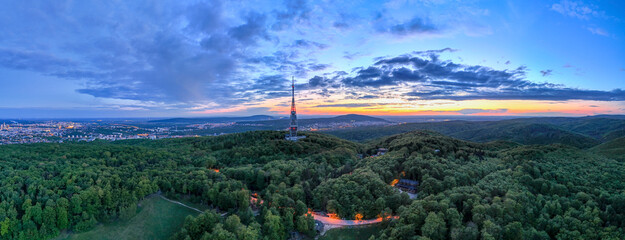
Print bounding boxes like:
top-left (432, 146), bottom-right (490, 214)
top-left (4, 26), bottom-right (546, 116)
top-left (395, 179), bottom-right (419, 194)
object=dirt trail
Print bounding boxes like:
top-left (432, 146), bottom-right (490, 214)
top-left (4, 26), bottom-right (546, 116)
top-left (157, 195), bottom-right (203, 213)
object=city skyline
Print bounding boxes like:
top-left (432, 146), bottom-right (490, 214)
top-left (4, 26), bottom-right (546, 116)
top-left (1, 0), bottom-right (624, 118)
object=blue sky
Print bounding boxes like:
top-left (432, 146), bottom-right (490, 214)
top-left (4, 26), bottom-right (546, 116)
top-left (0, 0), bottom-right (623, 118)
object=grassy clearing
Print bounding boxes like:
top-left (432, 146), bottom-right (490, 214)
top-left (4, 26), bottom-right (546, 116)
top-left (319, 225), bottom-right (383, 240)
top-left (57, 195), bottom-right (201, 240)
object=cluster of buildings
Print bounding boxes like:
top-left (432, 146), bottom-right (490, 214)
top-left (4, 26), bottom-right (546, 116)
top-left (302, 120), bottom-right (389, 131)
top-left (186, 122), bottom-right (236, 129)
top-left (0, 121), bottom-right (76, 145)
top-left (0, 121), bottom-right (227, 145)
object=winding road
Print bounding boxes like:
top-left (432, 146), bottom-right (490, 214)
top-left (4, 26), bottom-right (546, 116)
top-left (310, 212), bottom-right (398, 237)
top-left (311, 212), bottom-right (399, 226)
top-left (310, 213), bottom-right (390, 226)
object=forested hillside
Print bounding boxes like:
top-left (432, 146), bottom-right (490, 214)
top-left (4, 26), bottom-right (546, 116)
top-left (362, 131), bottom-right (625, 239)
top-left (591, 136), bottom-right (625, 161)
top-left (323, 116), bottom-right (625, 147)
top-left (1, 129), bottom-right (624, 239)
top-left (0, 131), bottom-right (402, 240)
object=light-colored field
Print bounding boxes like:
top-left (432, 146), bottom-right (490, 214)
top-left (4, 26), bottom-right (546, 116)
top-left (318, 225), bottom-right (383, 240)
top-left (57, 195), bottom-right (203, 240)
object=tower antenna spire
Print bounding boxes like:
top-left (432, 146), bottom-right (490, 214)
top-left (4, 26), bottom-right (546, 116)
top-left (291, 76), bottom-right (295, 112)
top-left (286, 76), bottom-right (305, 141)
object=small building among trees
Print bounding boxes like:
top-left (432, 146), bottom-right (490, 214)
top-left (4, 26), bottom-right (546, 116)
top-left (395, 179), bottom-right (419, 194)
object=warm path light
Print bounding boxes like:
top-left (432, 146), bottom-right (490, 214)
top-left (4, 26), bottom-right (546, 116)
top-left (390, 179), bottom-right (399, 186)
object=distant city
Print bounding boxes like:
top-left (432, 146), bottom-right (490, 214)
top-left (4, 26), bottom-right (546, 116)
top-left (0, 114), bottom-right (542, 145)
top-left (0, 115), bottom-right (394, 145)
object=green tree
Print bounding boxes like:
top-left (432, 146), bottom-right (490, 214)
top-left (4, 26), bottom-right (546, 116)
top-left (0, 217), bottom-right (10, 236)
top-left (503, 222), bottom-right (523, 240)
top-left (283, 209), bottom-right (294, 232)
top-left (422, 212), bottom-right (447, 240)
top-left (225, 215), bottom-right (241, 233)
top-left (263, 212), bottom-right (285, 240)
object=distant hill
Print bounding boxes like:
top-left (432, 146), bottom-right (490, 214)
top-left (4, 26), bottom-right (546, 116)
top-left (145, 114), bottom-right (390, 136)
top-left (505, 116), bottom-right (625, 139)
top-left (240, 114), bottom-right (388, 127)
top-left (150, 115), bottom-right (277, 123)
top-left (324, 116), bottom-right (625, 148)
top-left (603, 129), bottom-right (625, 142)
top-left (585, 114), bottom-right (625, 120)
top-left (151, 114), bottom-right (388, 125)
top-left (451, 122), bottom-right (600, 148)
top-left (592, 136), bottom-right (625, 161)
top-left (328, 114), bottom-right (390, 122)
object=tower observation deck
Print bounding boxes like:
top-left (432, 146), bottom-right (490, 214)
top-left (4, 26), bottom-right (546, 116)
top-left (286, 77), bottom-right (305, 141)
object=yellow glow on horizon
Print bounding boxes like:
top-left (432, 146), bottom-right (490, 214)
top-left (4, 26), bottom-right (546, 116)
top-left (186, 91), bottom-right (624, 116)
top-left (258, 96), bottom-right (624, 116)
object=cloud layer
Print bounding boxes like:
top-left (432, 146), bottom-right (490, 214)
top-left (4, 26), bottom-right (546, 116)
top-left (307, 50), bottom-right (625, 102)
top-left (0, 0), bottom-right (622, 116)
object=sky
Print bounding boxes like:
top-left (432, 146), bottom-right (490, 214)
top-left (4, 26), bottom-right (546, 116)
top-left (0, 0), bottom-right (624, 118)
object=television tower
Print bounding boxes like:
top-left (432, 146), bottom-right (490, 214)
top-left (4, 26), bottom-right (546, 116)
top-left (286, 77), bottom-right (305, 141)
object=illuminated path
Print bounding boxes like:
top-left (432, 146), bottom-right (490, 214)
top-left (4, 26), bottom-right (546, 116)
top-left (310, 212), bottom-right (397, 226)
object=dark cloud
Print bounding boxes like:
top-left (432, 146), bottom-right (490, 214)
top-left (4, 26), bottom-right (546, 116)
top-left (342, 67), bottom-right (396, 87)
top-left (200, 33), bottom-right (237, 53)
top-left (422, 88), bottom-right (625, 101)
top-left (406, 90), bottom-right (453, 97)
top-left (333, 22), bottom-right (349, 28)
top-left (76, 86), bottom-right (140, 99)
top-left (328, 49), bottom-right (625, 101)
top-left (382, 17), bottom-right (439, 36)
top-left (306, 75), bottom-right (341, 89)
top-left (1, 0), bottom-right (621, 116)
top-left (273, 0), bottom-right (311, 30)
top-left (246, 50), bottom-right (327, 79)
top-left (314, 103), bottom-right (376, 108)
top-left (293, 39), bottom-right (328, 49)
top-left (358, 95), bottom-right (379, 99)
top-left (228, 12), bottom-right (270, 45)
top-left (185, 1), bottom-right (223, 33)
top-left (343, 51), bottom-right (368, 60)
top-left (413, 48), bottom-right (457, 55)
top-left (308, 63), bottom-right (330, 71)
top-left (429, 81), bottom-right (482, 88)
top-left (0, 0), bottom-right (336, 110)
top-left (0, 49), bottom-right (75, 72)
top-left (252, 75), bottom-right (289, 92)
top-left (308, 76), bottom-right (328, 87)
top-left (540, 69), bottom-right (553, 77)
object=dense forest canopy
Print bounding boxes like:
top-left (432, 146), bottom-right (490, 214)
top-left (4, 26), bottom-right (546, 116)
top-left (363, 131), bottom-right (625, 239)
top-left (0, 126), bottom-right (624, 239)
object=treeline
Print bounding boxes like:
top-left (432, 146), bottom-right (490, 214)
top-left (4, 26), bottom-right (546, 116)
top-left (3, 129), bottom-right (625, 240)
top-left (361, 131), bottom-right (625, 239)
top-left (0, 131), bottom-right (392, 240)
